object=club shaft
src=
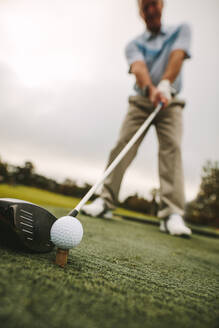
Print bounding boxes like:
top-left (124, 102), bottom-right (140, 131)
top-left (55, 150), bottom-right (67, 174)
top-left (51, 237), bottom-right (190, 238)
top-left (68, 103), bottom-right (162, 216)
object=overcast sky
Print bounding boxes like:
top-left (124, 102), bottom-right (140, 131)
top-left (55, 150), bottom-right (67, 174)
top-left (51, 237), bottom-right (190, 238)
top-left (0, 0), bottom-right (219, 202)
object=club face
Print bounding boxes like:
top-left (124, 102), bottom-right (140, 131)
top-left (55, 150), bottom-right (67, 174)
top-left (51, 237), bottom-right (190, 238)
top-left (0, 198), bottom-right (57, 253)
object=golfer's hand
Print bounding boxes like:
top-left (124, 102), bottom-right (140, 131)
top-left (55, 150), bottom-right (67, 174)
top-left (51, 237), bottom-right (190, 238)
top-left (149, 85), bottom-right (169, 108)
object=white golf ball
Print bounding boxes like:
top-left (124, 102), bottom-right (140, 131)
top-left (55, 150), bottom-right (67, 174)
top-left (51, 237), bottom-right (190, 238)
top-left (50, 216), bottom-right (83, 250)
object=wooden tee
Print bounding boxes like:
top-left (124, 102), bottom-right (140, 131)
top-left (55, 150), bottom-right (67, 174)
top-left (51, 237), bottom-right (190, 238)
top-left (55, 249), bottom-right (69, 267)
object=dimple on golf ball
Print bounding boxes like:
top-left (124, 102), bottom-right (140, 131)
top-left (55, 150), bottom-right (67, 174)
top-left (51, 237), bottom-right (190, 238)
top-left (50, 216), bottom-right (83, 250)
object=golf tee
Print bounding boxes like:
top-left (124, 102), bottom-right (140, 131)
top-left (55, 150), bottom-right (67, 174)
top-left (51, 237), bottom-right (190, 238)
top-left (55, 249), bottom-right (69, 268)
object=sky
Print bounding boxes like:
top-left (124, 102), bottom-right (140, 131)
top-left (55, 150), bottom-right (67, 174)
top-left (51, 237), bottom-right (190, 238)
top-left (0, 0), bottom-right (219, 202)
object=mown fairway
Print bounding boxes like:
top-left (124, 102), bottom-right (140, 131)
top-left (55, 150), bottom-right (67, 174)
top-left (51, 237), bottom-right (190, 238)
top-left (0, 185), bottom-right (219, 328)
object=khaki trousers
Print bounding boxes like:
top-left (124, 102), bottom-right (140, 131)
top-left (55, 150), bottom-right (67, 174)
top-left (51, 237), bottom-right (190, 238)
top-left (101, 95), bottom-right (186, 219)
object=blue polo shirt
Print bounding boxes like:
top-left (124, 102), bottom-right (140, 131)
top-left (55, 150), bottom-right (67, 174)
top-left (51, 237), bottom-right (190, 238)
top-left (125, 23), bottom-right (192, 95)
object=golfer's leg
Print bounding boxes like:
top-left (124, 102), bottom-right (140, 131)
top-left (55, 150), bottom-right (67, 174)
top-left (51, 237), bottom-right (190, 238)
top-left (101, 97), bottom-right (152, 208)
top-left (155, 104), bottom-right (185, 218)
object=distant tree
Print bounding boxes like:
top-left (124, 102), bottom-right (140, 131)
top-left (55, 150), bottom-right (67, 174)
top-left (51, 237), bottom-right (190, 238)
top-left (150, 188), bottom-right (160, 216)
top-left (24, 161), bottom-right (35, 173)
top-left (60, 178), bottom-right (77, 196)
top-left (186, 161), bottom-right (219, 227)
top-left (0, 157), bottom-right (9, 182)
top-left (122, 194), bottom-right (152, 214)
top-left (15, 161), bottom-right (35, 185)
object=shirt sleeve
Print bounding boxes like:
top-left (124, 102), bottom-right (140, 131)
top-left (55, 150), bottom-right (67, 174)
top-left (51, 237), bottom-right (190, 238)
top-left (125, 39), bottom-right (145, 66)
top-left (170, 23), bottom-right (192, 59)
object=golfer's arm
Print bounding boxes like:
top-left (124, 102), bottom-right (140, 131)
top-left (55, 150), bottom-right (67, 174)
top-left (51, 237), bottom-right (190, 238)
top-left (130, 61), bottom-right (153, 88)
top-left (162, 49), bottom-right (186, 83)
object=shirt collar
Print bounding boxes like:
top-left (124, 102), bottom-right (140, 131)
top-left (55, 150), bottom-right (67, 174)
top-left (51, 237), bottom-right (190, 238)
top-left (144, 25), bottom-right (167, 40)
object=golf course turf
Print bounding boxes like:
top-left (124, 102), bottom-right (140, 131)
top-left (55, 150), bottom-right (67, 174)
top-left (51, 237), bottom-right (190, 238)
top-left (0, 186), bottom-right (218, 328)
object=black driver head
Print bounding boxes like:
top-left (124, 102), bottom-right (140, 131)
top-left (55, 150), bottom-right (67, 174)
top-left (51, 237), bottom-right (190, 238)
top-left (0, 198), bottom-right (57, 253)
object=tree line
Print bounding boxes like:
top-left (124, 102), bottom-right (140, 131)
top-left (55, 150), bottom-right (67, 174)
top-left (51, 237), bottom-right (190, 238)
top-left (185, 161), bottom-right (219, 227)
top-left (0, 156), bottom-right (218, 227)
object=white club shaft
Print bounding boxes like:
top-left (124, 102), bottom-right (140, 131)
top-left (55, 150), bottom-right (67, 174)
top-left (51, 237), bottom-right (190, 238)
top-left (69, 103), bottom-right (162, 215)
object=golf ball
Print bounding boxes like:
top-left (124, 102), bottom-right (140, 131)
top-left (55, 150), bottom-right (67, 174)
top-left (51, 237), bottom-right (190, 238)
top-left (50, 216), bottom-right (83, 249)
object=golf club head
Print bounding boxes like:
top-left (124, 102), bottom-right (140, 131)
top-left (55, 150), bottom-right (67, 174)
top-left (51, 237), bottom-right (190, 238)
top-left (0, 198), bottom-right (57, 253)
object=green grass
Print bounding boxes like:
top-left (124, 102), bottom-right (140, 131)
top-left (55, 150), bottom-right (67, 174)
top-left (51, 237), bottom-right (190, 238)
top-left (0, 184), bottom-right (156, 221)
top-left (0, 185), bottom-right (219, 328)
top-left (0, 184), bottom-right (79, 209)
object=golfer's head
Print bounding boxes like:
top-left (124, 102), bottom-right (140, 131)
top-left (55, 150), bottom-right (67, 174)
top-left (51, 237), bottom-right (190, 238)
top-left (138, 0), bottom-right (164, 33)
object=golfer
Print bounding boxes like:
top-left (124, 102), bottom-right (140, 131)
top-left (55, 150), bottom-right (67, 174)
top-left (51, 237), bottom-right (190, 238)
top-left (82, 0), bottom-right (192, 236)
